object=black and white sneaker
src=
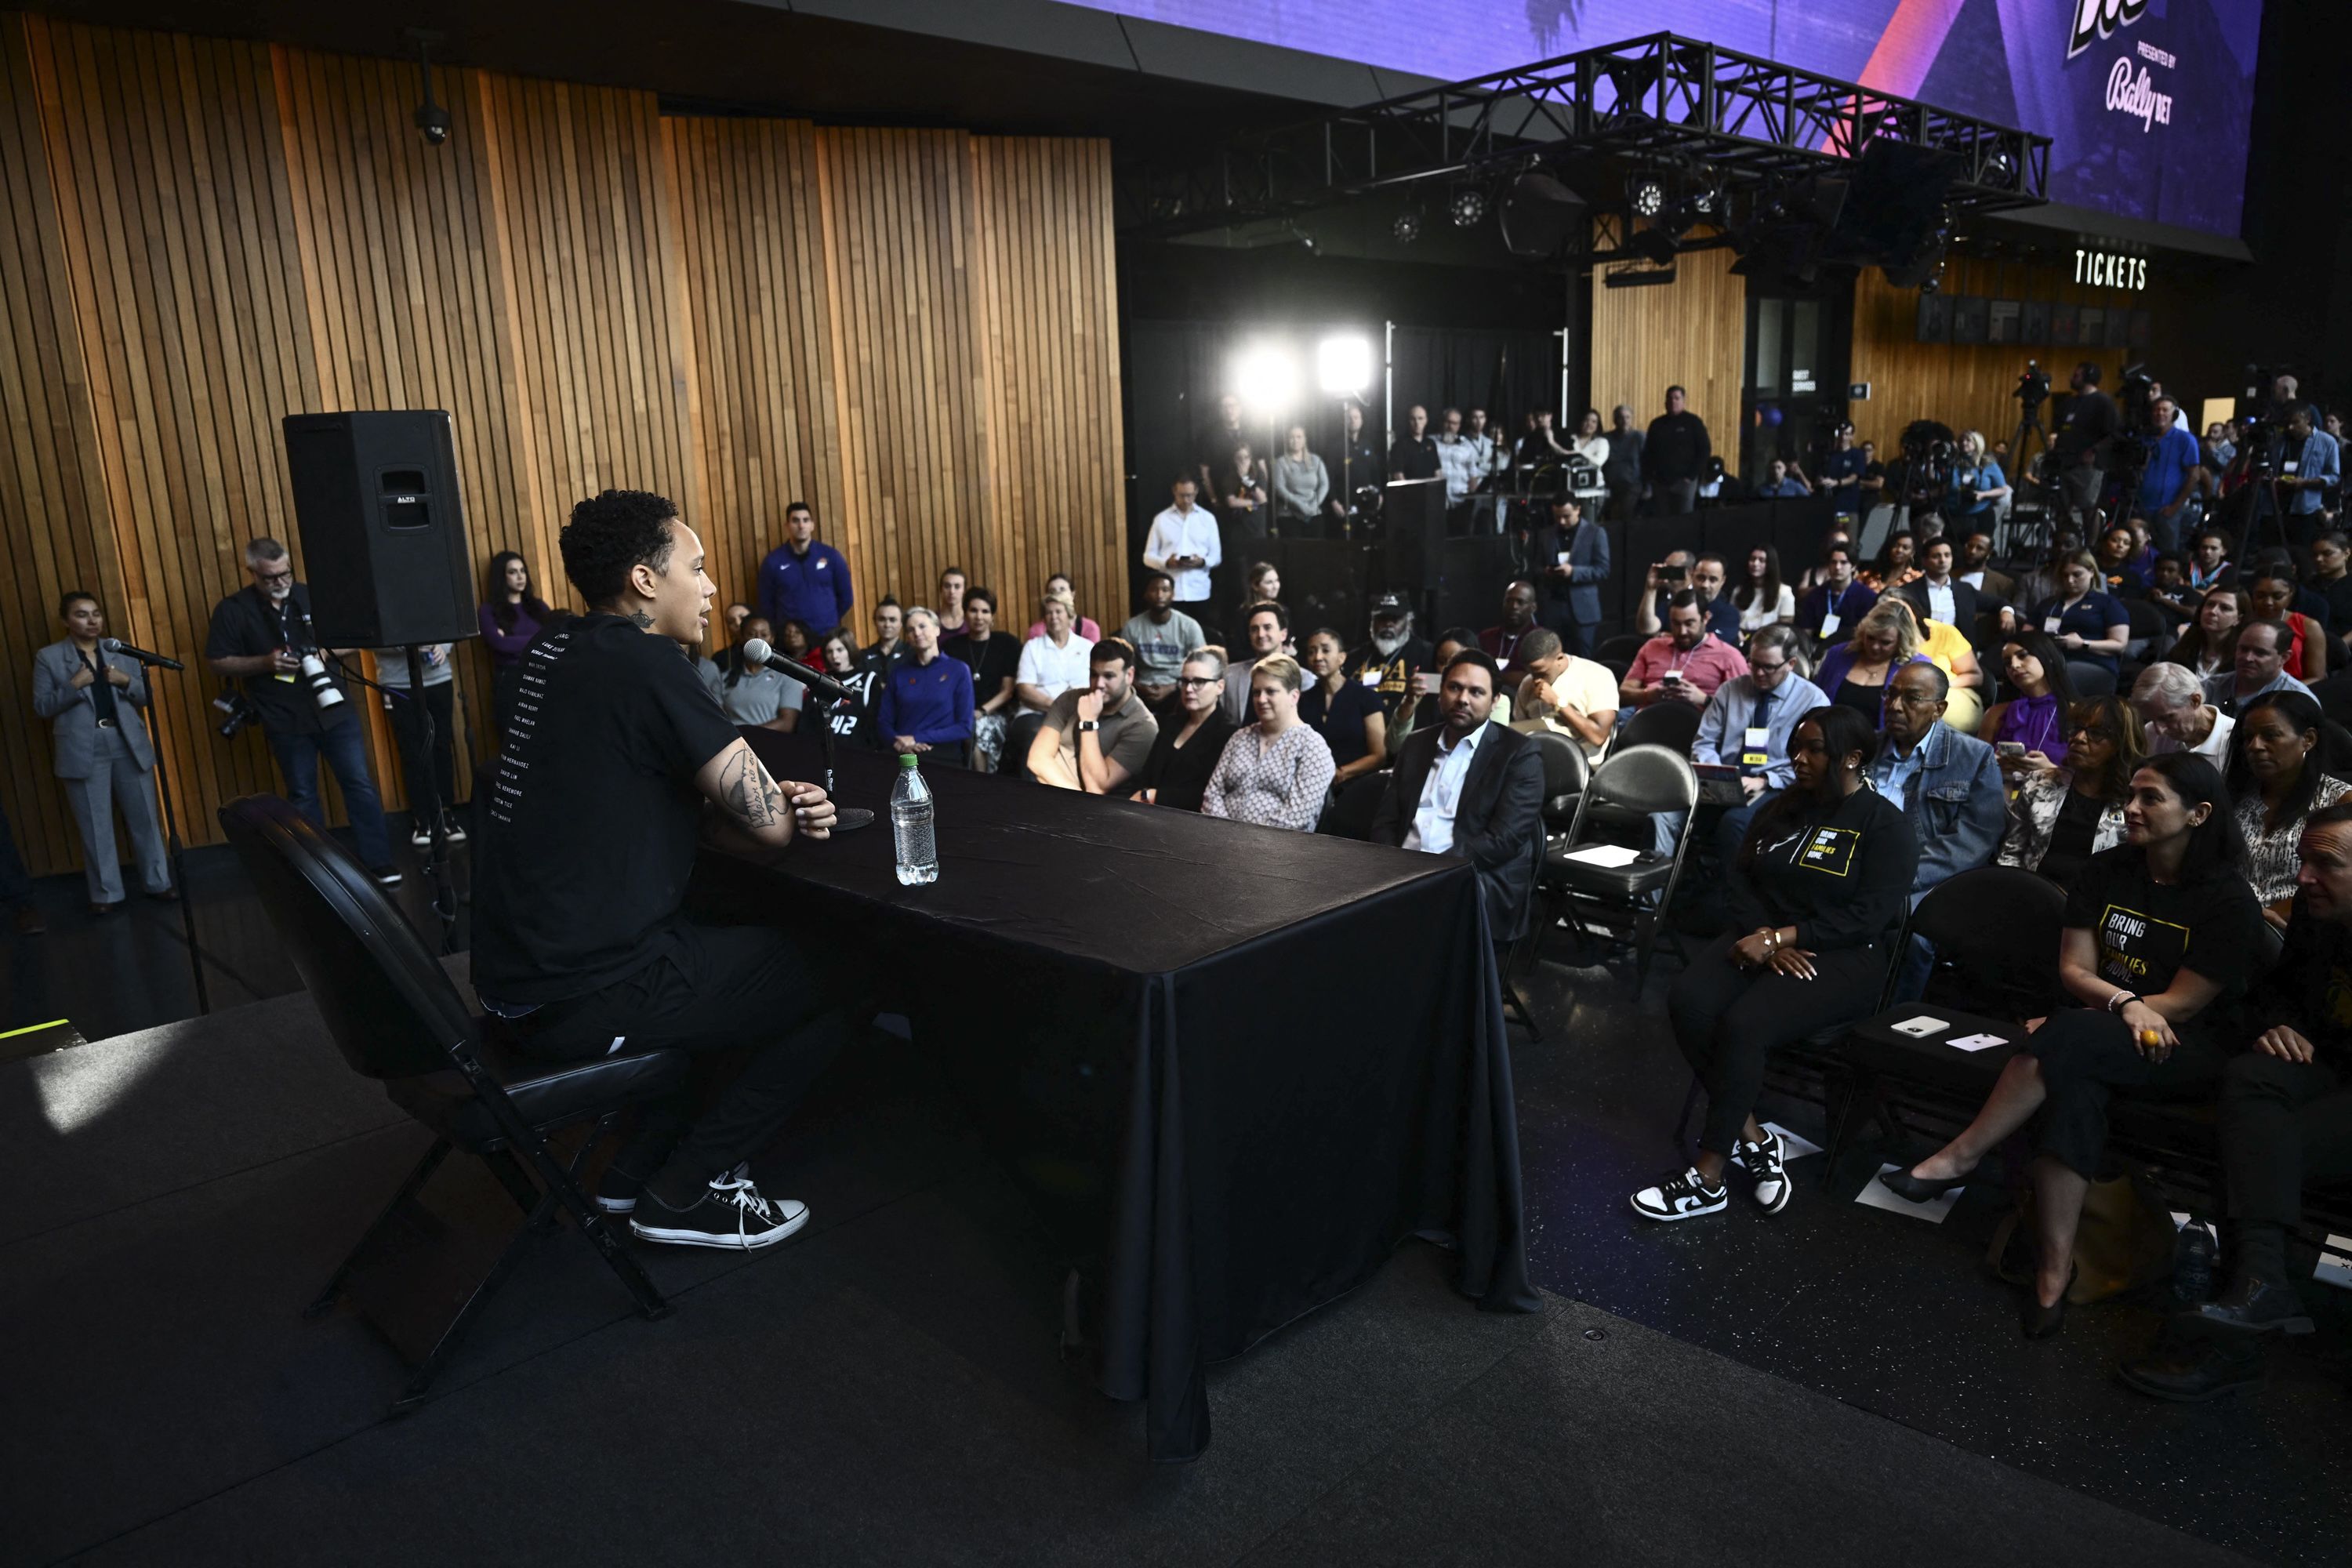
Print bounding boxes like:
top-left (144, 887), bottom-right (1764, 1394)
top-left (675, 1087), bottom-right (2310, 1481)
top-left (369, 865), bottom-right (404, 887)
top-left (1737, 1129), bottom-right (1793, 1214)
top-left (409, 822), bottom-right (432, 849)
top-left (440, 812), bottom-right (468, 844)
top-left (629, 1166), bottom-right (808, 1250)
top-left (595, 1166), bottom-right (644, 1216)
top-left (1631, 1166), bottom-right (1730, 1222)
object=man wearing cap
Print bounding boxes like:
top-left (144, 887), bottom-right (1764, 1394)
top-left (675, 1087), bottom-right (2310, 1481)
top-left (1345, 595), bottom-right (1434, 751)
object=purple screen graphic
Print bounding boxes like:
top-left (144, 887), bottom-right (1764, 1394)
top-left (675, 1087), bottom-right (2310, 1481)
top-left (1077, 0), bottom-right (2260, 237)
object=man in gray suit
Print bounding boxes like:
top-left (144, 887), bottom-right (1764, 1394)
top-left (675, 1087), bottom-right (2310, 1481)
top-left (1530, 492), bottom-right (1610, 657)
top-left (31, 591), bottom-right (173, 914)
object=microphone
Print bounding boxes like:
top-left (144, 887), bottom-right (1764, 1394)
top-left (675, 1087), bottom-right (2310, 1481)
top-left (743, 638), bottom-right (855, 703)
top-left (100, 637), bottom-right (185, 671)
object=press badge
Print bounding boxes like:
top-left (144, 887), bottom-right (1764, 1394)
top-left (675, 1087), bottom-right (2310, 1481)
top-left (2044, 615), bottom-right (2063, 633)
top-left (1359, 669), bottom-right (1381, 687)
top-left (1742, 725), bottom-right (1770, 768)
top-left (1819, 612), bottom-right (1841, 638)
top-left (1799, 826), bottom-right (1860, 877)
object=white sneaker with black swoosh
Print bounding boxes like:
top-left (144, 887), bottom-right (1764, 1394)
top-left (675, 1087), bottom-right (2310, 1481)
top-left (1630, 1166), bottom-right (1730, 1222)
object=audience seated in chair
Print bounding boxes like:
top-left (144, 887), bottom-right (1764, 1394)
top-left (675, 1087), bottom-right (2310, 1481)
top-left (2226, 690), bottom-right (2352, 926)
top-left (2121, 804), bottom-right (2352, 1400)
top-left (1024, 637), bottom-right (1159, 793)
top-left (1998, 696), bottom-right (2140, 887)
top-left (2132, 660), bottom-right (2233, 763)
top-left (1370, 649), bottom-right (1545, 950)
top-left (1298, 627), bottom-right (1388, 793)
top-left (1630, 705), bottom-right (1918, 1225)
top-left (878, 608), bottom-right (975, 767)
top-left (1481, 579), bottom-right (1542, 668)
top-left (1119, 570), bottom-right (1207, 716)
top-left (1878, 595), bottom-right (1985, 733)
top-left (2245, 564), bottom-right (2329, 684)
top-left (1130, 649), bottom-right (1237, 812)
top-left (1980, 629), bottom-right (2077, 787)
top-left (1508, 626), bottom-right (1617, 755)
top-left (1621, 590), bottom-right (1750, 713)
top-left (1686, 625), bottom-right (1827, 866)
top-left (2027, 551), bottom-right (2131, 691)
top-left (1867, 662), bottom-right (2005, 909)
top-left (949, 586), bottom-right (1019, 772)
top-left (1009, 592), bottom-right (1094, 773)
top-left (1797, 540), bottom-right (1876, 647)
top-left (1415, 627), bottom-right (1512, 733)
top-left (2206, 619), bottom-right (2310, 716)
top-left (1201, 653), bottom-right (1335, 832)
top-left (1221, 601), bottom-right (1290, 723)
top-left (1882, 755), bottom-right (2261, 1338)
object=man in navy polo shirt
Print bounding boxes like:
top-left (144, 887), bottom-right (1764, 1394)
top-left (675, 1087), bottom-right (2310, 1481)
top-left (756, 501), bottom-right (853, 639)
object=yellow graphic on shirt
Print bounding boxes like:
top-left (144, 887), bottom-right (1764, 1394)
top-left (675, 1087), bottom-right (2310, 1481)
top-left (1798, 826), bottom-right (1860, 877)
top-left (2096, 902), bottom-right (2190, 988)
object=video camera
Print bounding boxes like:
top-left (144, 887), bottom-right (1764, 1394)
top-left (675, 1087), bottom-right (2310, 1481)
top-left (1898, 418), bottom-right (1958, 511)
top-left (2016, 360), bottom-right (2051, 409)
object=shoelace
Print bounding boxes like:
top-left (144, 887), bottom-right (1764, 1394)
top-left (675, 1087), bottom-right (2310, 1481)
top-left (708, 1169), bottom-right (779, 1227)
top-left (1742, 1138), bottom-right (1781, 1180)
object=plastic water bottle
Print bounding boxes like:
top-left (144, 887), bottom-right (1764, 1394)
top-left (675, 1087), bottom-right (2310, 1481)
top-left (891, 753), bottom-right (938, 885)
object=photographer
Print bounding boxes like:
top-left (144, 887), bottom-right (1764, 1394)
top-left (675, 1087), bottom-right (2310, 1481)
top-left (2268, 405), bottom-right (2340, 551)
top-left (204, 538), bottom-right (398, 886)
top-left (2051, 362), bottom-right (2118, 532)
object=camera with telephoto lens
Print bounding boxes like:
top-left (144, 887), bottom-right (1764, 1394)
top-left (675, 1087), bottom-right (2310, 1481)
top-left (214, 688), bottom-right (260, 739)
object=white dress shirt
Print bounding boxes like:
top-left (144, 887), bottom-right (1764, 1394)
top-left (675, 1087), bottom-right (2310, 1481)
top-left (1922, 578), bottom-right (1956, 626)
top-left (1406, 720), bottom-right (1488, 855)
top-left (1142, 505), bottom-right (1224, 603)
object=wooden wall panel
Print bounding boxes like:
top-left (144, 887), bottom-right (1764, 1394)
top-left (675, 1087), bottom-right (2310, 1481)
top-left (1588, 236), bottom-right (1746, 452)
top-left (0, 10), bottom-right (1123, 877)
top-left (1849, 254), bottom-right (2144, 459)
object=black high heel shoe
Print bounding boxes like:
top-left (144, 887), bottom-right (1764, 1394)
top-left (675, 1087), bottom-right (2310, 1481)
top-left (1879, 1165), bottom-right (1969, 1204)
top-left (2023, 1265), bottom-right (2078, 1339)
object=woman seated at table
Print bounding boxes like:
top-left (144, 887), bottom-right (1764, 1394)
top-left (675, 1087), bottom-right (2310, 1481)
top-left (2027, 552), bottom-right (2130, 690)
top-left (1997, 696), bottom-right (2140, 887)
top-left (1877, 597), bottom-right (1984, 733)
top-left (1859, 530), bottom-right (1921, 594)
top-left (1298, 629), bottom-right (1387, 792)
top-left (1631, 706), bottom-right (1917, 1224)
top-left (2163, 585), bottom-right (2247, 685)
top-left (1130, 649), bottom-right (1238, 813)
top-left (2245, 564), bottom-right (2329, 682)
top-left (1882, 754), bottom-right (2259, 1338)
top-left (1200, 653), bottom-right (1336, 832)
top-left (1815, 599), bottom-right (1930, 721)
top-left (2228, 691), bottom-right (2351, 930)
top-left (1978, 630), bottom-right (2075, 785)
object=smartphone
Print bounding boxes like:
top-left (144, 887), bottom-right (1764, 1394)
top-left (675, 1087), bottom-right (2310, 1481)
top-left (1996, 741), bottom-right (2025, 757)
top-left (1661, 670), bottom-right (1684, 684)
top-left (1657, 563), bottom-right (1687, 583)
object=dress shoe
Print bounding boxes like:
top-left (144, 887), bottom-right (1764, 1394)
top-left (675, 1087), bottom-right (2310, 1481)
top-left (1879, 1165), bottom-right (1969, 1204)
top-left (2194, 1275), bottom-right (2315, 1336)
top-left (2118, 1336), bottom-right (2264, 1403)
top-left (88, 901), bottom-right (118, 918)
top-left (146, 886), bottom-right (180, 903)
top-left (2023, 1265), bottom-right (2077, 1339)
top-left (12, 905), bottom-right (44, 935)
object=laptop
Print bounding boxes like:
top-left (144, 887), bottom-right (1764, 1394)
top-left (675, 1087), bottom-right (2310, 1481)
top-left (1692, 762), bottom-right (1748, 807)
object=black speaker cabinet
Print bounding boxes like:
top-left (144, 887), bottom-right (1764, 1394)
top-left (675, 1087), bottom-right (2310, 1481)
top-left (281, 410), bottom-right (477, 647)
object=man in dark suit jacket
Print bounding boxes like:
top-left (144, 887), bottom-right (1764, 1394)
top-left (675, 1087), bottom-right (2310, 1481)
top-left (1530, 493), bottom-right (1611, 658)
top-left (1897, 535), bottom-right (2003, 648)
top-left (1370, 648), bottom-right (1546, 945)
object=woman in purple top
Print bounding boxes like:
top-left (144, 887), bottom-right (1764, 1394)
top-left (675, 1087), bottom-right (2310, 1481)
top-left (1976, 629), bottom-right (2075, 786)
top-left (479, 551), bottom-right (554, 742)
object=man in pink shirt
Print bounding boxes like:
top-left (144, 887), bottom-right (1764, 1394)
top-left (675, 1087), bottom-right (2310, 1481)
top-left (1622, 591), bottom-right (1750, 710)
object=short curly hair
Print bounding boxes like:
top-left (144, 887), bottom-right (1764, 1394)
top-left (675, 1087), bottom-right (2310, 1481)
top-left (562, 489), bottom-right (679, 606)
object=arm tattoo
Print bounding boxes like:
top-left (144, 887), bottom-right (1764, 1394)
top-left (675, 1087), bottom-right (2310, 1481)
top-left (719, 748), bottom-right (787, 830)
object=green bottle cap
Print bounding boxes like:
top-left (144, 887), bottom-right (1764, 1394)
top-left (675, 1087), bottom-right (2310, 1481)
top-left (899, 752), bottom-right (919, 768)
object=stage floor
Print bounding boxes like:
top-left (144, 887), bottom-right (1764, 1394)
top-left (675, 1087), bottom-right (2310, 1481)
top-left (0, 825), bottom-right (2339, 1563)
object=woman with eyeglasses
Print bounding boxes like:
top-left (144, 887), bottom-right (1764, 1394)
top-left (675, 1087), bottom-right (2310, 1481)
top-left (1996, 696), bottom-right (2142, 887)
top-left (1129, 650), bottom-right (1239, 812)
top-left (1883, 754), bottom-right (2259, 1338)
top-left (2227, 690), bottom-right (2350, 929)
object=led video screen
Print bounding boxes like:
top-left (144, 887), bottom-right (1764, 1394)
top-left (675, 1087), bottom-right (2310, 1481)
top-left (1076, 0), bottom-right (2261, 237)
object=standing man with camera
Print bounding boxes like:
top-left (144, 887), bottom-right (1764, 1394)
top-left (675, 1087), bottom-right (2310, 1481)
top-left (2052, 361), bottom-right (2118, 534)
top-left (205, 538), bottom-right (399, 886)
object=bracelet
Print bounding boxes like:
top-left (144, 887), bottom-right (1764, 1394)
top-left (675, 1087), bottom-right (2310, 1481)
top-left (2107, 989), bottom-right (2140, 1014)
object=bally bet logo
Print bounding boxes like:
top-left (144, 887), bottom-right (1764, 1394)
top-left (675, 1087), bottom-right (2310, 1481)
top-left (2067, 0), bottom-right (2148, 58)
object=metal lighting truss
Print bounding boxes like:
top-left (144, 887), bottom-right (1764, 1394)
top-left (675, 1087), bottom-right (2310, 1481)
top-left (1120, 31), bottom-right (2051, 241)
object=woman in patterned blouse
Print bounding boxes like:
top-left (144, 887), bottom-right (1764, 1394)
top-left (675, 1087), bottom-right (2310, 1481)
top-left (1201, 653), bottom-right (1336, 832)
top-left (2227, 690), bottom-right (2352, 927)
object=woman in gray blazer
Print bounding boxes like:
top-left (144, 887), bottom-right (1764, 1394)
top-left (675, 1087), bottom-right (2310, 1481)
top-left (31, 592), bottom-right (174, 914)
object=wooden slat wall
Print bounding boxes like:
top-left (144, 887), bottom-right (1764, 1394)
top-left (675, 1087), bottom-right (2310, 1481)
top-left (1587, 237), bottom-right (1746, 444)
top-left (1849, 255), bottom-right (2141, 456)
top-left (0, 11), bottom-right (1122, 877)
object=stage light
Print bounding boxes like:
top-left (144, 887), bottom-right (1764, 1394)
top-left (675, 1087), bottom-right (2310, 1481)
top-left (1392, 212), bottom-right (1421, 243)
top-left (1234, 344), bottom-right (1300, 413)
top-left (1690, 181), bottom-right (1723, 216)
top-left (1316, 335), bottom-right (1372, 397)
top-left (1627, 173), bottom-right (1666, 219)
top-left (1981, 147), bottom-right (2017, 188)
top-left (1450, 187), bottom-right (1486, 228)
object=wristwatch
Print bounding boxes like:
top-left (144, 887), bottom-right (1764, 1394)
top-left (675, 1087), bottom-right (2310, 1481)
top-left (1078, 720), bottom-right (1100, 733)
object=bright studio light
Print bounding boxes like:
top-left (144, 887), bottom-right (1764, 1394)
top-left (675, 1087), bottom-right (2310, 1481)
top-left (1316, 335), bottom-right (1372, 397)
top-left (1234, 345), bottom-right (1300, 413)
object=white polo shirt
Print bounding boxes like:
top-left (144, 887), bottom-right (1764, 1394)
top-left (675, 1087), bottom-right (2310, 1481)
top-left (1017, 632), bottom-right (1095, 712)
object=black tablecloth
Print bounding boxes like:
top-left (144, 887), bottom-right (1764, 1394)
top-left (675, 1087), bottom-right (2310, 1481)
top-left (714, 730), bottom-right (1537, 1461)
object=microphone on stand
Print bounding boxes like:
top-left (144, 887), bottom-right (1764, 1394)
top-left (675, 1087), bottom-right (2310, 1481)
top-left (99, 637), bottom-right (186, 671)
top-left (742, 638), bottom-right (875, 833)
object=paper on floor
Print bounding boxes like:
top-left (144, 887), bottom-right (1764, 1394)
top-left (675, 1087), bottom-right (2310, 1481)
top-left (1761, 1122), bottom-right (1824, 1161)
top-left (1856, 1164), bottom-right (1963, 1224)
top-left (2317, 1237), bottom-right (2352, 1291)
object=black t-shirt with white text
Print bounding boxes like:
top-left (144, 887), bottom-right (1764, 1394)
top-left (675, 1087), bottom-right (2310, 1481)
top-left (2061, 847), bottom-right (2262, 1030)
top-left (472, 614), bottom-right (740, 1004)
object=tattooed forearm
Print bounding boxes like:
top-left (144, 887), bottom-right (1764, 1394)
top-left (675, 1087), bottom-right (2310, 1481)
top-left (720, 748), bottom-right (787, 831)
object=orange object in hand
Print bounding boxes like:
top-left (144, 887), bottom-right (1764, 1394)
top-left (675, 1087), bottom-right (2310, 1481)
top-left (2139, 1028), bottom-right (2161, 1048)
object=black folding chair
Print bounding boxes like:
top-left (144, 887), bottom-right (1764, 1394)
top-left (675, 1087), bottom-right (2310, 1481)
top-left (1497, 730), bottom-right (1589, 1041)
top-left (1595, 633), bottom-right (1644, 668)
top-left (1546, 744), bottom-right (1699, 988)
top-left (219, 794), bottom-right (683, 1411)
